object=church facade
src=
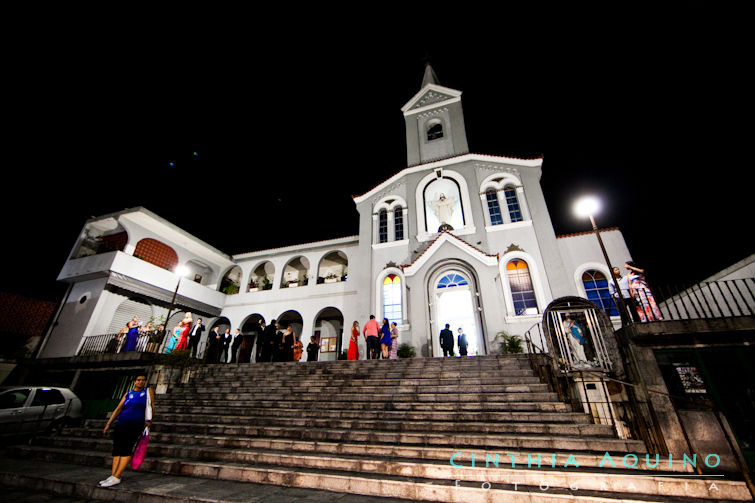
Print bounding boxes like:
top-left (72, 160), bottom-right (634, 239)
top-left (38, 66), bottom-right (633, 361)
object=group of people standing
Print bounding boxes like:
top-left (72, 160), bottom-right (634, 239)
top-left (347, 315), bottom-right (399, 360)
top-left (610, 261), bottom-right (663, 322)
top-left (439, 324), bottom-right (469, 357)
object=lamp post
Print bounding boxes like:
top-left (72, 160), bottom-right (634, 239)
top-left (574, 196), bottom-right (630, 326)
top-left (158, 265), bottom-right (189, 353)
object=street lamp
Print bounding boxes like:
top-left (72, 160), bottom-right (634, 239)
top-left (573, 196), bottom-right (630, 326)
top-left (158, 265), bottom-right (190, 352)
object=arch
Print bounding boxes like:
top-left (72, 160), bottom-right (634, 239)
top-left (281, 256), bottom-right (310, 288)
top-left (248, 261), bottom-right (275, 291)
top-left (375, 267), bottom-right (406, 324)
top-left (506, 259), bottom-right (538, 315)
top-left (241, 313), bottom-right (265, 332)
top-left (317, 250), bottom-right (348, 284)
top-left (373, 195), bottom-right (408, 214)
top-left (108, 296), bottom-right (153, 333)
top-left (542, 297), bottom-right (624, 374)
top-left (373, 195), bottom-right (408, 244)
top-left (313, 307), bottom-right (344, 362)
top-left (208, 316), bottom-right (231, 333)
top-left (426, 119), bottom-right (444, 141)
top-left (219, 265), bottom-right (242, 295)
top-left (185, 259), bottom-right (213, 286)
top-left (133, 238), bottom-right (178, 272)
top-left (427, 262), bottom-right (487, 358)
top-left (479, 172), bottom-right (528, 226)
top-left (580, 269), bottom-right (618, 317)
top-left (415, 169), bottom-right (475, 239)
top-left (73, 219), bottom-right (128, 259)
top-left (423, 176), bottom-right (464, 231)
top-left (499, 250), bottom-right (548, 318)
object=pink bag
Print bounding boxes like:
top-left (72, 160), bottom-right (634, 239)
top-left (131, 427), bottom-right (149, 470)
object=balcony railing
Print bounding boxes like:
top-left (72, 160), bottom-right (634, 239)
top-left (77, 331), bottom-right (166, 356)
top-left (639, 278), bottom-right (754, 322)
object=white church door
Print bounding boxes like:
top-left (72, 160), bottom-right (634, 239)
top-left (430, 269), bottom-right (485, 357)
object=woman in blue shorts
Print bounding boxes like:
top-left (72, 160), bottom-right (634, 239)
top-left (100, 375), bottom-right (154, 487)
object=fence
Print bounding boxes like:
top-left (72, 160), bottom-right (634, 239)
top-left (77, 331), bottom-right (166, 356)
top-left (653, 278), bottom-right (754, 320)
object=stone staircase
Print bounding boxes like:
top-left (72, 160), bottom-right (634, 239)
top-left (4, 354), bottom-right (753, 502)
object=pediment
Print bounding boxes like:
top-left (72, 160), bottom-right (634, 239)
top-left (401, 84), bottom-right (462, 114)
top-left (401, 231), bottom-right (498, 277)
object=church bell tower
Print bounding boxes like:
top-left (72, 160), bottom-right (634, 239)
top-left (401, 63), bottom-right (469, 166)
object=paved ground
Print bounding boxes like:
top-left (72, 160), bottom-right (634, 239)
top-left (0, 456), bottom-right (418, 503)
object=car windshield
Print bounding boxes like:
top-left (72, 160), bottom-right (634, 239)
top-left (0, 389), bottom-right (31, 409)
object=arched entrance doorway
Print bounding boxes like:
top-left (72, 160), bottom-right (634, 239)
top-left (428, 265), bottom-right (486, 357)
top-left (240, 313), bottom-right (265, 362)
top-left (277, 310), bottom-right (304, 351)
top-left (313, 307), bottom-right (344, 362)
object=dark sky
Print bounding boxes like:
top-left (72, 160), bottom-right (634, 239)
top-left (2, 4), bottom-right (751, 303)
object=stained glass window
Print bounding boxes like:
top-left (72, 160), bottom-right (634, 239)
top-left (436, 273), bottom-right (469, 289)
top-left (582, 270), bottom-right (618, 316)
top-left (507, 260), bottom-right (538, 315)
top-left (383, 274), bottom-right (402, 324)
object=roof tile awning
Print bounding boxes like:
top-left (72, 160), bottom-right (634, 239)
top-left (106, 272), bottom-right (222, 317)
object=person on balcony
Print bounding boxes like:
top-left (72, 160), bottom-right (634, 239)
top-left (625, 261), bottom-right (663, 322)
top-left (175, 312), bottom-right (193, 350)
top-left (122, 317), bottom-right (140, 352)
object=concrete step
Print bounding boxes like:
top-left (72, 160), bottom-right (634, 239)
top-left (151, 408), bottom-right (594, 424)
top-left (84, 415), bottom-right (615, 437)
top-left (68, 423), bottom-right (641, 452)
top-left (32, 434), bottom-right (692, 472)
top-left (180, 375), bottom-right (544, 387)
top-left (8, 444), bottom-right (750, 502)
top-left (156, 391), bottom-right (562, 405)
top-left (0, 456), bottom-right (410, 503)
top-left (145, 399), bottom-right (576, 413)
top-left (172, 383), bottom-right (550, 395)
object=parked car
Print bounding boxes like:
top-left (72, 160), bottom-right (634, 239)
top-left (0, 386), bottom-right (83, 435)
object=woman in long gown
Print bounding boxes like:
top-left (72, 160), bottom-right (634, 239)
top-left (625, 262), bottom-right (663, 322)
top-left (282, 325), bottom-right (295, 362)
top-left (347, 321), bottom-right (360, 360)
top-left (122, 317), bottom-right (140, 353)
top-left (175, 312), bottom-right (193, 350)
top-left (389, 322), bottom-right (399, 360)
top-left (165, 324), bottom-right (181, 353)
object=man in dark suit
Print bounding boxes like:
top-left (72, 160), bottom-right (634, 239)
top-left (439, 323), bottom-right (454, 357)
top-left (259, 319), bottom-right (277, 362)
top-left (187, 318), bottom-right (205, 358)
top-left (220, 328), bottom-right (232, 363)
top-left (457, 327), bottom-right (468, 356)
top-left (205, 326), bottom-right (221, 363)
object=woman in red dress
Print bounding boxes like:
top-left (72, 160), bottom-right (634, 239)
top-left (347, 321), bottom-right (360, 360)
top-left (175, 312), bottom-right (193, 350)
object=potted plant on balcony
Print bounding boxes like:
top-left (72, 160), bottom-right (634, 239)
top-left (248, 279), bottom-right (260, 292)
top-left (324, 272), bottom-right (339, 283)
top-left (261, 276), bottom-right (272, 290)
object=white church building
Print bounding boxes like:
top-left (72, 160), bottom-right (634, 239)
top-left (38, 65), bottom-right (633, 362)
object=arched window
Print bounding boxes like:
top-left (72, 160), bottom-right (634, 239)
top-left (394, 207), bottom-right (404, 241)
top-left (133, 238), bottom-right (178, 272)
top-left (378, 210), bottom-right (388, 243)
top-left (506, 259), bottom-right (538, 315)
top-left (427, 122), bottom-right (444, 141)
top-left (582, 270), bottom-right (618, 316)
top-left (437, 273), bottom-right (468, 289)
top-left (504, 186), bottom-right (523, 223)
top-left (485, 189), bottom-right (503, 226)
top-left (382, 274), bottom-right (402, 324)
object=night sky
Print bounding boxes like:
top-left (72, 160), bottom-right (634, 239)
top-left (3, 4), bottom-right (751, 303)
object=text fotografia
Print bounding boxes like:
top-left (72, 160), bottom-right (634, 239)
top-left (449, 451), bottom-right (722, 470)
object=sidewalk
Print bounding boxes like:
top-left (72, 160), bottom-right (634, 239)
top-left (0, 455), bottom-right (416, 503)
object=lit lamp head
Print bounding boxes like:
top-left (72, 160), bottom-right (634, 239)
top-left (175, 265), bottom-right (189, 277)
top-left (573, 196), bottom-right (601, 220)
